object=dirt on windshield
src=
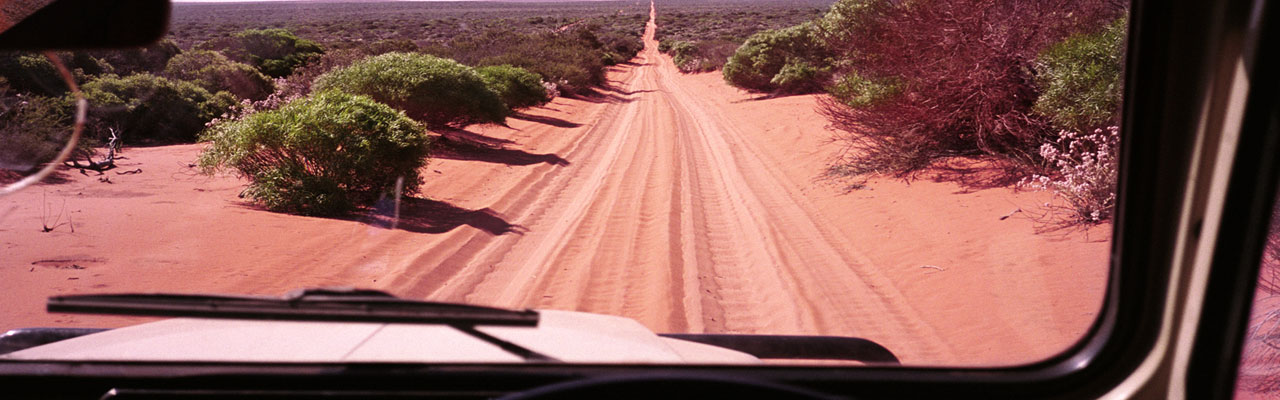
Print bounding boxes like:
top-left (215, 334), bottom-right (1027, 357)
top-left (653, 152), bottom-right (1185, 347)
top-left (0, 4), bottom-right (1109, 366)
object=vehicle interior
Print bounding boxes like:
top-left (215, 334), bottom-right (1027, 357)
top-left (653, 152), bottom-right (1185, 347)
top-left (0, 0), bottom-right (1277, 398)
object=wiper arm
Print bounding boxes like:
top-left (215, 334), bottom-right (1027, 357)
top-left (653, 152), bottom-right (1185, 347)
top-left (47, 288), bottom-right (539, 327)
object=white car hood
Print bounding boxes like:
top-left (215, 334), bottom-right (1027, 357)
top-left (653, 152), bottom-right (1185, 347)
top-left (1, 310), bottom-right (760, 364)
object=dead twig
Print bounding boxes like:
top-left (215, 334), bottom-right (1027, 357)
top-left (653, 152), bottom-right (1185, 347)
top-left (65, 127), bottom-right (120, 172)
top-left (999, 207), bottom-right (1022, 220)
top-left (39, 191), bottom-right (69, 233)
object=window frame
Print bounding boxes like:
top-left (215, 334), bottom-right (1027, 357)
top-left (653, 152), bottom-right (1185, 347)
top-left (1187, 0), bottom-right (1280, 398)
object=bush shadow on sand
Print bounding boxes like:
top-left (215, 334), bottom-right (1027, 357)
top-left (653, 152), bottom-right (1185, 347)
top-left (432, 130), bottom-right (569, 167)
top-left (362, 197), bottom-right (527, 236)
top-left (509, 112), bottom-right (582, 128)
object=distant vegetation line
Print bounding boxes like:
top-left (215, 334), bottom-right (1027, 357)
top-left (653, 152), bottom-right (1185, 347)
top-left (168, 1), bottom-right (649, 48)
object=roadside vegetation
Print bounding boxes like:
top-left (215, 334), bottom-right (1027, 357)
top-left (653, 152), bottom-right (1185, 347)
top-left (720, 0), bottom-right (1127, 224)
top-left (477, 65), bottom-right (554, 110)
top-left (313, 52), bottom-right (508, 127)
top-left (80, 73), bottom-right (238, 144)
top-left (655, 0), bottom-right (827, 73)
top-left (721, 22), bottom-right (830, 94)
top-left (421, 26), bottom-right (640, 96)
top-left (0, 2), bottom-right (645, 214)
top-left (166, 2), bottom-right (647, 48)
top-left (0, 83), bottom-right (81, 174)
top-left (163, 50), bottom-right (275, 101)
top-left (194, 28), bottom-right (324, 78)
top-left (198, 91), bottom-right (431, 216)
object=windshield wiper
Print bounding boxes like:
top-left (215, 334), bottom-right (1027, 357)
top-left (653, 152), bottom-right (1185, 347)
top-left (47, 288), bottom-right (539, 327)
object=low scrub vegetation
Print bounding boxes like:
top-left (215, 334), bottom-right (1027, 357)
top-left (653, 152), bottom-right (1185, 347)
top-left (167, 1), bottom-right (647, 49)
top-left (709, 0), bottom-right (1127, 222)
top-left (1, 1), bottom-right (655, 218)
top-left (663, 40), bottom-right (738, 73)
top-left (1032, 17), bottom-right (1127, 133)
top-left (0, 53), bottom-right (66, 96)
top-left (164, 50), bottom-right (275, 101)
top-left (196, 28), bottom-right (324, 78)
top-left (198, 90), bottom-right (431, 216)
top-left (79, 73), bottom-right (237, 144)
top-left (822, 0), bottom-right (1121, 168)
top-left (275, 47), bottom-right (391, 99)
top-left (656, 1), bottom-right (826, 74)
top-left (312, 52), bottom-right (507, 127)
top-left (85, 39), bottom-right (181, 76)
top-left (476, 65), bottom-right (550, 110)
top-left (812, 0), bottom-right (1123, 220)
top-left (0, 87), bottom-right (78, 173)
top-left (426, 26), bottom-right (640, 96)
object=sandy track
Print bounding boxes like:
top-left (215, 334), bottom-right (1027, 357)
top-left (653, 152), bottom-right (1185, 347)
top-left (1, 1), bottom-right (1109, 366)
top-left (379, 3), bottom-right (954, 362)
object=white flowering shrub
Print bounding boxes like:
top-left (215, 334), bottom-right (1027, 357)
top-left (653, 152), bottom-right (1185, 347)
top-left (1022, 126), bottom-right (1119, 223)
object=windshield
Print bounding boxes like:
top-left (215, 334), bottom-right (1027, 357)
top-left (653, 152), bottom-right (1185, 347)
top-left (0, 0), bottom-right (1124, 367)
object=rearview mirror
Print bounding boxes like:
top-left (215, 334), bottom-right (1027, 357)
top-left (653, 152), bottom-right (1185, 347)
top-left (0, 0), bottom-right (170, 50)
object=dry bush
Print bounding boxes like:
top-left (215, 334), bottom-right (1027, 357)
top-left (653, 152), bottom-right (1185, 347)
top-left (820, 0), bottom-right (1124, 180)
top-left (1241, 200), bottom-right (1280, 396)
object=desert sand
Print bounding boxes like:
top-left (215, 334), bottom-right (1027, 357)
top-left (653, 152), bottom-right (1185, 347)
top-left (0, 5), bottom-right (1109, 366)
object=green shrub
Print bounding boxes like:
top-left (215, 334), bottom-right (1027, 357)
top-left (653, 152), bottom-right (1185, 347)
top-left (1033, 17), bottom-right (1126, 132)
top-left (771, 59), bottom-right (824, 93)
top-left (0, 53), bottom-right (65, 96)
top-left (63, 52), bottom-right (113, 78)
top-left (197, 28), bottom-right (324, 77)
top-left (722, 22), bottom-right (830, 93)
top-left (198, 91), bottom-right (431, 216)
top-left (87, 39), bottom-right (181, 75)
top-left (476, 65), bottom-right (549, 109)
top-left (313, 52), bottom-right (507, 127)
top-left (164, 50), bottom-right (275, 101)
top-left (826, 71), bottom-right (899, 108)
top-left (79, 73), bottom-right (237, 143)
top-left (0, 92), bottom-right (78, 173)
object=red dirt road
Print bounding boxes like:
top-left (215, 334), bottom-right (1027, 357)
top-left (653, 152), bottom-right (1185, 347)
top-left (0, 4), bottom-right (1109, 366)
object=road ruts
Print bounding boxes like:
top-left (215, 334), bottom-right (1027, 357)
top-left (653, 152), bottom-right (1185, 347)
top-left (388, 1), bottom-right (955, 364)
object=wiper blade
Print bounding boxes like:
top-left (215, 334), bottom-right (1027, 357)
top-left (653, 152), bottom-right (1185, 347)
top-left (47, 288), bottom-right (539, 327)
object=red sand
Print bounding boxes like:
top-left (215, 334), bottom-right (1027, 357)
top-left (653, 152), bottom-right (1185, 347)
top-left (0, 6), bottom-right (1109, 366)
